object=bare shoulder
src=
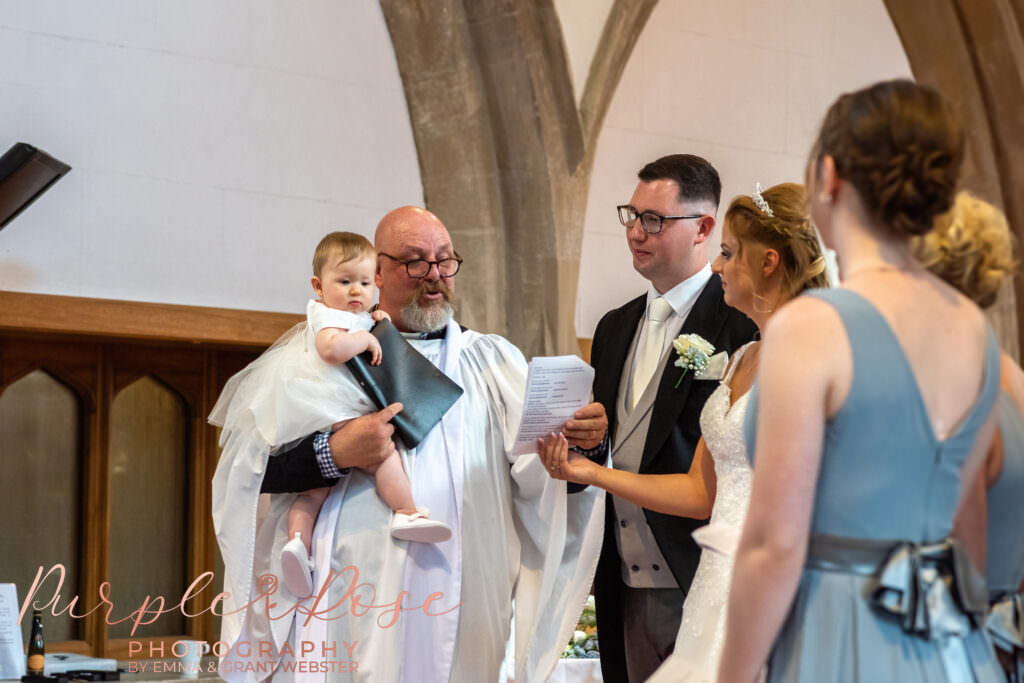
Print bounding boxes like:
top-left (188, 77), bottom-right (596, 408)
top-left (916, 271), bottom-right (989, 339)
top-left (762, 295), bottom-right (845, 354)
top-left (760, 294), bottom-right (852, 415)
top-left (943, 276), bottom-right (990, 334)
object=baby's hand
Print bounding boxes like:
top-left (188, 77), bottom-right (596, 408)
top-left (371, 309), bottom-right (391, 323)
top-left (366, 334), bottom-right (383, 366)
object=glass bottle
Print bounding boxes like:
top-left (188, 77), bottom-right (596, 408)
top-left (26, 610), bottom-right (45, 676)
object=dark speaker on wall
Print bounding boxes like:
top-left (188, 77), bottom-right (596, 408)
top-left (0, 142), bottom-right (71, 231)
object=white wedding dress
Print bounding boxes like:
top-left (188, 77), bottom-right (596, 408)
top-left (648, 342), bottom-right (756, 683)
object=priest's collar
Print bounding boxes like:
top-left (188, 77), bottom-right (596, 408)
top-left (400, 328), bottom-right (448, 341)
top-left (397, 324), bottom-right (469, 340)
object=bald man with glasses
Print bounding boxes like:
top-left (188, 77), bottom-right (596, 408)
top-left (214, 206), bottom-right (605, 683)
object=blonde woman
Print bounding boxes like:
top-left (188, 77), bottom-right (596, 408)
top-left (915, 191), bottom-right (1024, 679)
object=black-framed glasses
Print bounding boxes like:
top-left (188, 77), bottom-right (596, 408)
top-left (379, 251), bottom-right (463, 278)
top-left (616, 204), bottom-right (703, 234)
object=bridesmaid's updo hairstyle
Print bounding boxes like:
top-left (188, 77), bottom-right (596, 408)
top-left (727, 183), bottom-right (830, 299)
top-left (811, 79), bottom-right (964, 238)
top-left (914, 191), bottom-right (1017, 309)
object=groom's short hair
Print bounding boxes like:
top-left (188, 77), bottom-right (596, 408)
top-left (638, 154), bottom-right (721, 209)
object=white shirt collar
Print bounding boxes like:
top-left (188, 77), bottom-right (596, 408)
top-left (645, 263), bottom-right (712, 316)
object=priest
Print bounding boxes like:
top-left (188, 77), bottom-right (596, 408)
top-left (211, 206), bottom-right (606, 682)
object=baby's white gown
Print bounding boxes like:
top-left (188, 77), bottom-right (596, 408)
top-left (648, 342), bottom-right (756, 683)
top-left (211, 299), bottom-right (376, 450)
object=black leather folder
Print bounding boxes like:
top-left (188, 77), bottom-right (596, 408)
top-left (346, 320), bottom-right (464, 449)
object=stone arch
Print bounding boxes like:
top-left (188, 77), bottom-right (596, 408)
top-left (885, 0), bottom-right (1024, 359)
top-left (380, 0), bottom-right (657, 357)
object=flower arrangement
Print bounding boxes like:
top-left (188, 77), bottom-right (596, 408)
top-left (561, 595), bottom-right (599, 659)
top-left (672, 333), bottom-right (715, 388)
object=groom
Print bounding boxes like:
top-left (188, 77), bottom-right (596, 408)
top-left (584, 154), bottom-right (757, 681)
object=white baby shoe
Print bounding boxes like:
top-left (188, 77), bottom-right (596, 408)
top-left (391, 508), bottom-right (453, 544)
top-left (280, 532), bottom-right (314, 598)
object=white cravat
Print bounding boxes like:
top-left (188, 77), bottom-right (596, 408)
top-left (630, 296), bottom-right (674, 410)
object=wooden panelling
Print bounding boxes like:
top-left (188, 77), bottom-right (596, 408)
top-left (0, 291), bottom-right (302, 348)
top-left (577, 337), bottom-right (592, 365)
top-left (1, 292), bottom-right (270, 657)
top-left (108, 378), bottom-right (188, 639)
top-left (0, 338), bottom-right (100, 404)
top-left (82, 346), bottom-right (112, 656)
top-left (0, 370), bottom-right (82, 642)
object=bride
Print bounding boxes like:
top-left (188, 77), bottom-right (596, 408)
top-left (540, 182), bottom-right (832, 681)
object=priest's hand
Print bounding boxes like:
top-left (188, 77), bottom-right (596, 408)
top-left (538, 432), bottom-right (599, 485)
top-left (328, 402), bottom-right (403, 471)
top-left (561, 401), bottom-right (608, 450)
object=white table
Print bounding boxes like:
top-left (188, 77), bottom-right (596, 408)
top-left (501, 657), bottom-right (603, 682)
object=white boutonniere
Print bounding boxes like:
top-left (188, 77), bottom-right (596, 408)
top-left (672, 333), bottom-right (715, 388)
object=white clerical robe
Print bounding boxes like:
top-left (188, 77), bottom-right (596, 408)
top-left (211, 320), bottom-right (604, 683)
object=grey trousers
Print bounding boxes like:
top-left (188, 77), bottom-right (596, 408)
top-left (621, 584), bottom-right (685, 681)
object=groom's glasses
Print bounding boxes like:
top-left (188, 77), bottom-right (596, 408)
top-left (617, 205), bottom-right (703, 234)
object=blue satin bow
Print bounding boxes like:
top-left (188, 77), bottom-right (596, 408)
top-left (869, 539), bottom-right (988, 640)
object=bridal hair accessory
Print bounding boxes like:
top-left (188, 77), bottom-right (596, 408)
top-left (753, 182), bottom-right (774, 217)
top-left (672, 333), bottom-right (715, 388)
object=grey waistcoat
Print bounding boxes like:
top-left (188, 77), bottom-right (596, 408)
top-left (611, 324), bottom-right (679, 589)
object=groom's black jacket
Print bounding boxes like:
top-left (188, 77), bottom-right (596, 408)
top-left (590, 273), bottom-right (756, 682)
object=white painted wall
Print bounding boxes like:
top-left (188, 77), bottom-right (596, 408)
top-left (569, 0), bottom-right (912, 337)
top-left (0, 1), bottom-right (421, 314)
top-left (553, 0), bottom-right (614, 101)
top-left (0, 1), bottom-right (912, 331)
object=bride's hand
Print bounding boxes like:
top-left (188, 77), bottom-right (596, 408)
top-left (537, 432), bottom-right (598, 485)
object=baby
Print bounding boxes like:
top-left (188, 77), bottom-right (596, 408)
top-left (279, 231), bottom-right (452, 598)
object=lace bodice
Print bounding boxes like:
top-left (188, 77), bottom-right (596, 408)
top-left (698, 342), bottom-right (755, 529)
top-left (655, 342), bottom-right (758, 682)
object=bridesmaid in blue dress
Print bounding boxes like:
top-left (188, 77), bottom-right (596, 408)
top-left (916, 191), bottom-right (1024, 680)
top-left (717, 80), bottom-right (1005, 682)
top-left (985, 373), bottom-right (1024, 681)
